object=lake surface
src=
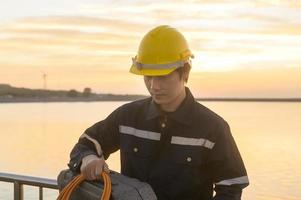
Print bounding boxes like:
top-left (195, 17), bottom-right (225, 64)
top-left (0, 101), bottom-right (301, 200)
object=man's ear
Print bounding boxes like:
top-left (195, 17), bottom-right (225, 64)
top-left (183, 63), bottom-right (191, 83)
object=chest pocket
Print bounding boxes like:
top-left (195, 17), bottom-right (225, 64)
top-left (171, 145), bottom-right (204, 166)
top-left (120, 135), bottom-right (159, 158)
top-left (119, 125), bottom-right (161, 158)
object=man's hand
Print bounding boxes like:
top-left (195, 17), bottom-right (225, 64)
top-left (80, 154), bottom-right (110, 180)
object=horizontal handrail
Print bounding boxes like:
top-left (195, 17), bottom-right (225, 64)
top-left (0, 172), bottom-right (58, 189)
top-left (0, 172), bottom-right (59, 200)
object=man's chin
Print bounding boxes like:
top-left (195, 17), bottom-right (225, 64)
top-left (152, 95), bottom-right (167, 105)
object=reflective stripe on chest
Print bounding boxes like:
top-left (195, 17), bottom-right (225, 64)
top-left (119, 125), bottom-right (161, 141)
top-left (120, 125), bottom-right (215, 150)
top-left (171, 136), bottom-right (215, 149)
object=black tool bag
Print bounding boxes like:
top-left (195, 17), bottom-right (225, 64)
top-left (57, 169), bottom-right (157, 200)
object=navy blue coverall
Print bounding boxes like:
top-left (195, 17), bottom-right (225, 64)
top-left (69, 88), bottom-right (249, 200)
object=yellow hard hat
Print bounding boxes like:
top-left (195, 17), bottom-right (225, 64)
top-left (130, 25), bottom-right (193, 76)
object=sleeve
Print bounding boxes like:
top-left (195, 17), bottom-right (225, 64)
top-left (208, 120), bottom-right (249, 200)
top-left (68, 107), bottom-right (121, 172)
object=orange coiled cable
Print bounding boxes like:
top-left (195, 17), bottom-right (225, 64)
top-left (57, 172), bottom-right (111, 200)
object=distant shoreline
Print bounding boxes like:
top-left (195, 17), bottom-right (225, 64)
top-left (0, 96), bottom-right (145, 103)
top-left (1, 97), bottom-right (301, 103)
top-left (195, 98), bottom-right (301, 102)
top-left (1, 83), bottom-right (301, 103)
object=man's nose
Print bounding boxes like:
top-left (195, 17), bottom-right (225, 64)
top-left (150, 77), bottom-right (161, 90)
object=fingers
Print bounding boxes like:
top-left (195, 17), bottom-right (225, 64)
top-left (85, 159), bottom-right (103, 180)
top-left (95, 163), bottom-right (103, 180)
top-left (80, 157), bottom-right (110, 180)
top-left (103, 163), bottom-right (110, 173)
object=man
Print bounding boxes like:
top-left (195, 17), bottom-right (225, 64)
top-left (68, 25), bottom-right (249, 200)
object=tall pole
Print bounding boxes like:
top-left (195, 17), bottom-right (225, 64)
top-left (42, 72), bottom-right (47, 90)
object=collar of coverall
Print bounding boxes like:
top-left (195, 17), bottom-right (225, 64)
top-left (145, 87), bottom-right (195, 126)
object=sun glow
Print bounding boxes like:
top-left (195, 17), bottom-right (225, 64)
top-left (0, 0), bottom-right (301, 97)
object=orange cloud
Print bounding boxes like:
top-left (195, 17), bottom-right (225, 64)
top-left (0, 1), bottom-right (301, 97)
top-left (189, 67), bottom-right (301, 98)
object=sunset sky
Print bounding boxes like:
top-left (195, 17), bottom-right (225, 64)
top-left (0, 0), bottom-right (301, 98)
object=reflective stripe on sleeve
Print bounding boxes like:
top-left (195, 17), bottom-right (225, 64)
top-left (119, 125), bottom-right (161, 141)
top-left (80, 133), bottom-right (102, 156)
top-left (171, 136), bottom-right (215, 149)
top-left (215, 176), bottom-right (249, 186)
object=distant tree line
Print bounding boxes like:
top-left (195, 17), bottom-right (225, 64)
top-left (67, 88), bottom-right (93, 97)
top-left (0, 84), bottom-right (147, 102)
top-left (0, 84), bottom-right (94, 98)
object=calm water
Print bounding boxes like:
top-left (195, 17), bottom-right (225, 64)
top-left (0, 101), bottom-right (301, 200)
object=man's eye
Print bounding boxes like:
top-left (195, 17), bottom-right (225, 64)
top-left (159, 75), bottom-right (169, 80)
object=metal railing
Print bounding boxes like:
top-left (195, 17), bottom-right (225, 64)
top-left (0, 172), bottom-right (59, 200)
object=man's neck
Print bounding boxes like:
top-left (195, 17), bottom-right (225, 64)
top-left (160, 88), bottom-right (186, 112)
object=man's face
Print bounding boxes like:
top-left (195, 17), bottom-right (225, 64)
top-left (144, 70), bottom-right (185, 106)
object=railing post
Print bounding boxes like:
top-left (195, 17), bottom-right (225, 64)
top-left (14, 181), bottom-right (23, 200)
top-left (39, 186), bottom-right (43, 200)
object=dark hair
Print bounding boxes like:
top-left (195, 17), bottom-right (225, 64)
top-left (175, 63), bottom-right (191, 82)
